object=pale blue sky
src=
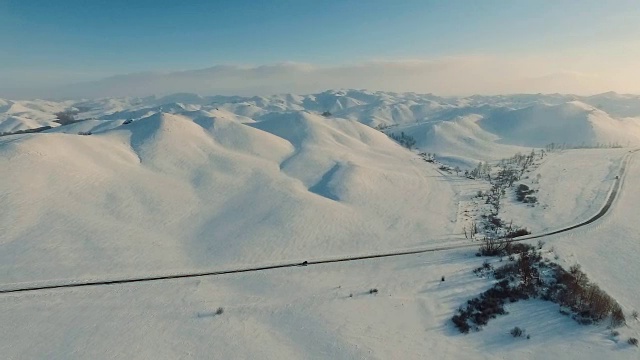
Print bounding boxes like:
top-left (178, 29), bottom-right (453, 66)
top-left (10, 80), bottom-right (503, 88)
top-left (1, 0), bottom-right (640, 96)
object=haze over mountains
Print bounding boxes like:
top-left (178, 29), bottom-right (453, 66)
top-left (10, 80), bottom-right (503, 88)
top-left (7, 59), bottom-right (639, 100)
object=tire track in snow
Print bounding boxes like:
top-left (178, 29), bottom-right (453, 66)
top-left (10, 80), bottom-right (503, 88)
top-left (0, 149), bottom-right (637, 295)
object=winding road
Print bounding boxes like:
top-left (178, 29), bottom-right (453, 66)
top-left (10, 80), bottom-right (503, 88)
top-left (1, 149), bottom-right (637, 295)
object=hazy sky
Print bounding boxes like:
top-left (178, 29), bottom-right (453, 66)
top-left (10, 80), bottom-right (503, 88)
top-left (1, 0), bottom-right (640, 98)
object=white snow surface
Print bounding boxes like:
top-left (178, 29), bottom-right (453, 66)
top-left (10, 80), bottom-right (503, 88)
top-left (548, 149), bottom-right (640, 315)
top-left (501, 148), bottom-right (628, 233)
top-left (1, 248), bottom-right (637, 359)
top-left (3, 89), bottom-right (640, 157)
top-left (0, 111), bottom-right (457, 283)
top-left (0, 99), bottom-right (67, 133)
top-left (1, 90), bottom-right (640, 359)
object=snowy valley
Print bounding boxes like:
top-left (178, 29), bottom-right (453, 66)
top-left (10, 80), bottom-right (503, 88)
top-left (1, 90), bottom-right (640, 359)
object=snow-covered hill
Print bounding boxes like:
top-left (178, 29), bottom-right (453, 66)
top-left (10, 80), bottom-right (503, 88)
top-left (479, 101), bottom-right (640, 147)
top-left (0, 99), bottom-right (69, 133)
top-left (0, 110), bottom-right (456, 283)
top-left (388, 115), bottom-right (528, 167)
top-left (3, 89), bottom-right (640, 280)
top-left (4, 90), bottom-right (640, 159)
top-left (2, 90), bottom-right (640, 359)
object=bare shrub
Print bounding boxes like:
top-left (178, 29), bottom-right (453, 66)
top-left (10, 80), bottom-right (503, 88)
top-left (510, 326), bottom-right (524, 337)
top-left (455, 254), bottom-right (626, 333)
top-left (479, 237), bottom-right (511, 256)
top-left (55, 110), bottom-right (77, 125)
top-left (611, 304), bottom-right (626, 327)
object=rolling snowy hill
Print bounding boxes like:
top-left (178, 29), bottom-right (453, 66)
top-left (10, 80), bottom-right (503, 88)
top-left (3, 90), bottom-right (640, 159)
top-left (479, 101), bottom-right (640, 147)
top-left (0, 99), bottom-right (70, 133)
top-left (1, 90), bottom-right (640, 359)
top-left (0, 110), bottom-right (457, 283)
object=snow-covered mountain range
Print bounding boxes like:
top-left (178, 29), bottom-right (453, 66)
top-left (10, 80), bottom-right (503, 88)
top-left (4, 90), bottom-right (640, 149)
top-left (2, 90), bottom-right (640, 359)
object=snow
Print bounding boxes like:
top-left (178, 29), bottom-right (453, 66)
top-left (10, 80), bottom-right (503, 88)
top-left (0, 111), bottom-right (457, 284)
top-left (1, 90), bottom-right (640, 359)
top-left (4, 90), bottom-right (640, 154)
top-left (389, 115), bottom-right (528, 167)
top-left (501, 148), bottom-right (628, 233)
top-left (0, 249), bottom-right (636, 359)
top-left (479, 101), bottom-right (640, 147)
top-left (0, 99), bottom-right (67, 133)
top-left (0, 115), bottom-right (56, 133)
top-left (548, 149), bottom-right (640, 316)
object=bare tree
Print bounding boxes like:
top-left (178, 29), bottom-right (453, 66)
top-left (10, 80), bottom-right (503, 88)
top-left (54, 110), bottom-right (77, 125)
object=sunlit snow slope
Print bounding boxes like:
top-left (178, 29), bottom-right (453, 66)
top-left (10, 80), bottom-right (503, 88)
top-left (4, 90), bottom-right (640, 156)
top-left (0, 111), bottom-right (456, 283)
top-left (2, 90), bottom-right (640, 360)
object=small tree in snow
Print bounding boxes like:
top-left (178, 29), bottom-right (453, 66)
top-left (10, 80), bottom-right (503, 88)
top-left (510, 327), bottom-right (525, 337)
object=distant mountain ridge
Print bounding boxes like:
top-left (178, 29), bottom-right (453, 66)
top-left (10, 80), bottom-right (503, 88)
top-left (2, 90), bottom-right (640, 161)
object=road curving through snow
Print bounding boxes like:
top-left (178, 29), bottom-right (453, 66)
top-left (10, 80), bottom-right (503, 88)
top-left (0, 149), bottom-right (637, 295)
